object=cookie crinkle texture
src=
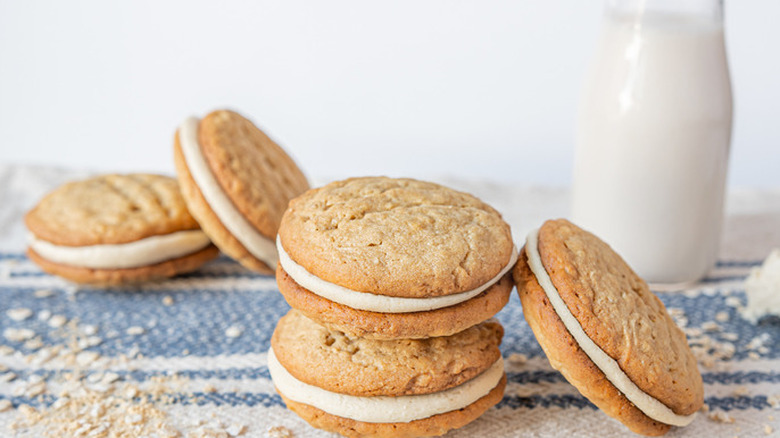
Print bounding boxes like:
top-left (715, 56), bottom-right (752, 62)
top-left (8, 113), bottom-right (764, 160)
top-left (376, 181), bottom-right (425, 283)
top-left (515, 219), bottom-right (704, 436)
top-left (173, 109), bottom-right (309, 274)
top-left (278, 177), bottom-right (515, 298)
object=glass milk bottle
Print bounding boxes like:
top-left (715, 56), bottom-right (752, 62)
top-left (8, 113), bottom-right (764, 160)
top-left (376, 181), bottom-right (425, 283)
top-left (571, 0), bottom-right (733, 284)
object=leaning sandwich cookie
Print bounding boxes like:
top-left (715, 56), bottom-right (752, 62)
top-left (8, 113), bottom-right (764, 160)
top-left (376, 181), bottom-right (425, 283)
top-left (515, 219), bottom-right (703, 436)
top-left (276, 176), bottom-right (517, 340)
top-left (173, 109), bottom-right (309, 274)
top-left (269, 309), bottom-right (506, 438)
top-left (25, 174), bottom-right (219, 285)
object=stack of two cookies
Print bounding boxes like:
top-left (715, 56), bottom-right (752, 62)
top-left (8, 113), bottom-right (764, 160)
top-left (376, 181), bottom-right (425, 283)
top-left (268, 177), bottom-right (518, 437)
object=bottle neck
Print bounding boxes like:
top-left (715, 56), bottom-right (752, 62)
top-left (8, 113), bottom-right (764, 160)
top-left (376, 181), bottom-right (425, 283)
top-left (607, 0), bottom-right (724, 22)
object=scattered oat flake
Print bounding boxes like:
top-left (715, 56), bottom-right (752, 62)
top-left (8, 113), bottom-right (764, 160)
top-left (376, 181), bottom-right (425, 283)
top-left (508, 353), bottom-right (528, 364)
top-left (28, 374), bottom-right (43, 384)
top-left (24, 337), bottom-right (44, 350)
top-left (82, 324), bottom-right (99, 336)
top-left (87, 372), bottom-right (105, 384)
top-left (0, 372), bottom-right (16, 383)
top-left (76, 351), bottom-right (100, 367)
top-left (3, 328), bottom-right (35, 342)
top-left (227, 423), bottom-right (247, 436)
top-left (125, 413), bottom-right (143, 424)
top-left (163, 295), bottom-right (174, 306)
top-left (48, 315), bottom-right (67, 328)
top-left (0, 345), bottom-right (14, 355)
top-left (667, 307), bottom-right (685, 317)
top-left (77, 336), bottom-right (103, 350)
top-left (25, 381), bottom-right (47, 397)
top-left (715, 311), bottom-right (730, 322)
top-left (702, 321), bottom-right (721, 332)
top-left (37, 310), bottom-right (51, 321)
top-left (225, 326), bottom-right (243, 338)
top-left (268, 425), bottom-right (294, 438)
top-left (203, 383), bottom-right (217, 393)
top-left (125, 385), bottom-right (139, 398)
top-left (126, 326), bottom-right (145, 336)
top-left (6, 308), bottom-right (32, 321)
top-left (725, 296), bottom-right (743, 308)
top-left (268, 426), bottom-right (294, 438)
top-left (34, 289), bottom-right (53, 298)
top-left (685, 327), bottom-right (704, 338)
top-left (747, 333), bottom-right (772, 350)
top-left (17, 403), bottom-right (36, 416)
top-left (765, 425), bottom-right (773, 435)
top-left (708, 410), bottom-right (735, 423)
top-left (12, 385), bottom-right (26, 397)
top-left (0, 399), bottom-right (11, 412)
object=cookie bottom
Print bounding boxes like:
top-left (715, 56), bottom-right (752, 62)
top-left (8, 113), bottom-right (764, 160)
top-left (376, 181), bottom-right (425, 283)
top-left (174, 135), bottom-right (274, 275)
top-left (276, 264), bottom-right (513, 340)
top-left (28, 245), bottom-right (219, 286)
top-left (515, 251), bottom-right (673, 436)
top-left (279, 374), bottom-right (506, 438)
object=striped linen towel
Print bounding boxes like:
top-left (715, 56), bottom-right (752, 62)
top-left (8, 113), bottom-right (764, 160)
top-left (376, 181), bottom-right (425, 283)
top-left (0, 165), bottom-right (778, 437)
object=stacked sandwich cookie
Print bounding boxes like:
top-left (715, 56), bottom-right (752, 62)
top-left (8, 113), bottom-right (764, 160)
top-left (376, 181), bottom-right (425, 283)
top-left (25, 174), bottom-right (219, 285)
top-left (174, 109), bottom-right (309, 274)
top-left (269, 177), bottom-right (517, 437)
top-left (514, 219), bottom-right (704, 436)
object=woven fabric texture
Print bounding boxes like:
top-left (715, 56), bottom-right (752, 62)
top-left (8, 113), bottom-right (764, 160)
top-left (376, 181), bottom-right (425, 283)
top-left (0, 165), bottom-right (778, 437)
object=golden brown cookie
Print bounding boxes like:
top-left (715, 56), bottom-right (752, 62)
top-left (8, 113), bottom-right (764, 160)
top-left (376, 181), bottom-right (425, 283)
top-left (279, 376), bottom-right (506, 438)
top-left (27, 245), bottom-right (218, 286)
top-left (275, 176), bottom-right (516, 339)
top-left (269, 310), bottom-right (506, 438)
top-left (276, 264), bottom-right (512, 340)
top-left (515, 219), bottom-right (703, 436)
top-left (272, 309), bottom-right (504, 396)
top-left (25, 174), bottom-right (218, 285)
top-left (173, 110), bottom-right (309, 274)
top-left (279, 177), bottom-right (514, 297)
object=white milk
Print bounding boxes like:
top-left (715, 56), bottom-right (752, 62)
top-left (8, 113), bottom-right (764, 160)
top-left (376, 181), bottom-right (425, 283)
top-left (572, 10), bottom-right (732, 284)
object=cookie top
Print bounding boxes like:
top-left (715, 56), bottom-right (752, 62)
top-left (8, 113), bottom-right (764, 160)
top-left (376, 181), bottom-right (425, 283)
top-left (529, 219), bottom-right (703, 417)
top-left (271, 309), bottom-right (504, 397)
top-left (278, 177), bottom-right (514, 298)
top-left (198, 110), bottom-right (309, 239)
top-left (25, 174), bottom-right (199, 246)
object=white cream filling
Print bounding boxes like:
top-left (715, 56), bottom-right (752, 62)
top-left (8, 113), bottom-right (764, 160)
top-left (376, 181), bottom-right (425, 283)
top-left (29, 230), bottom-right (211, 269)
top-left (268, 346), bottom-right (504, 423)
top-left (525, 229), bottom-right (696, 427)
top-left (277, 236), bottom-right (518, 313)
top-left (179, 117), bottom-right (278, 268)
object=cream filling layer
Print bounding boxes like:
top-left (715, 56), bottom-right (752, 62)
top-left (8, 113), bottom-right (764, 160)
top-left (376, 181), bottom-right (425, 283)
top-left (179, 117), bottom-right (278, 268)
top-left (29, 230), bottom-right (211, 269)
top-left (525, 229), bottom-right (696, 427)
top-left (277, 236), bottom-right (518, 313)
top-left (268, 346), bottom-right (504, 423)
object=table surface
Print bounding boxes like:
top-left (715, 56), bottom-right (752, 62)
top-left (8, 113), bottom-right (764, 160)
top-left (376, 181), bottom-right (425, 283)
top-left (0, 165), bottom-right (779, 437)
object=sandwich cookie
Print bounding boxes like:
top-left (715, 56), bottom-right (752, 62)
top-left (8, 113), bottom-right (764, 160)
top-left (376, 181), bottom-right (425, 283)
top-left (174, 109), bottom-right (309, 274)
top-left (25, 174), bottom-right (218, 285)
top-left (514, 219), bottom-right (703, 436)
top-left (276, 177), bottom-right (517, 339)
top-left (269, 309), bottom-right (506, 438)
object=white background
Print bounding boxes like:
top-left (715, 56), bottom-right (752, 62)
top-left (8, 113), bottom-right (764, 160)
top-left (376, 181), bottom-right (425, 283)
top-left (0, 1), bottom-right (777, 187)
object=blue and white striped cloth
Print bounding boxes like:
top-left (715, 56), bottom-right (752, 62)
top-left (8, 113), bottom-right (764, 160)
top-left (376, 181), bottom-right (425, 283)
top-left (0, 166), bottom-right (778, 437)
